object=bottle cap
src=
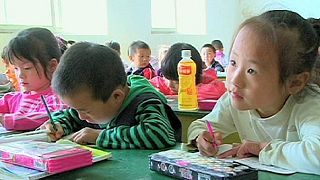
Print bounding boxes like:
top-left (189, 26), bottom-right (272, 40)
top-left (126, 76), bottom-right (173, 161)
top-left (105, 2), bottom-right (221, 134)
top-left (181, 50), bottom-right (191, 58)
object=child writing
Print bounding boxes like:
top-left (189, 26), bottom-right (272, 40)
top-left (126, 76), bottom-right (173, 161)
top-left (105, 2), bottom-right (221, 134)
top-left (188, 10), bottom-right (320, 175)
top-left (200, 44), bottom-right (224, 72)
top-left (150, 43), bottom-right (226, 100)
top-left (42, 42), bottom-right (181, 149)
top-left (126, 40), bottom-right (156, 79)
top-left (0, 27), bottom-right (67, 131)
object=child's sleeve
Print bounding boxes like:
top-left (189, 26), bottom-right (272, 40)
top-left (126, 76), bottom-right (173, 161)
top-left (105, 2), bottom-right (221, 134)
top-left (143, 68), bottom-right (156, 80)
top-left (2, 96), bottom-right (68, 131)
top-left (0, 93), bottom-right (11, 113)
top-left (259, 108), bottom-right (320, 175)
top-left (187, 93), bottom-right (237, 143)
top-left (96, 98), bottom-right (176, 149)
top-left (51, 108), bottom-right (99, 135)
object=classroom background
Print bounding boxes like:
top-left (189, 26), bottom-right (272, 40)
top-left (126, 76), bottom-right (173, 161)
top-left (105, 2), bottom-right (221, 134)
top-left (0, 0), bottom-right (320, 73)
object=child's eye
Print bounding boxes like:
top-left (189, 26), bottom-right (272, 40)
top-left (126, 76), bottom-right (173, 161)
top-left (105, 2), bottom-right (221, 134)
top-left (229, 60), bottom-right (236, 66)
top-left (247, 68), bottom-right (257, 75)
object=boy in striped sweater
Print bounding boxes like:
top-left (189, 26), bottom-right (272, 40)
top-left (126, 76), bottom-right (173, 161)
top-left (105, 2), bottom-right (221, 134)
top-left (43, 42), bottom-right (181, 149)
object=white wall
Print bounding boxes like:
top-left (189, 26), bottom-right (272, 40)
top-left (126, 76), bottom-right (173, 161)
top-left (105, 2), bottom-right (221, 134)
top-left (1, 0), bottom-right (320, 72)
top-left (61, 0), bottom-right (241, 61)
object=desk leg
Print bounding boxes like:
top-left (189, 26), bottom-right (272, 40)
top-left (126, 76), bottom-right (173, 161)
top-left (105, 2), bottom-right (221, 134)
top-left (176, 114), bottom-right (206, 143)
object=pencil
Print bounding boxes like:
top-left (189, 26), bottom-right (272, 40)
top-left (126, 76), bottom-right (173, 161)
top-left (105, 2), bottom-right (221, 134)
top-left (41, 95), bottom-right (58, 132)
top-left (205, 120), bottom-right (218, 148)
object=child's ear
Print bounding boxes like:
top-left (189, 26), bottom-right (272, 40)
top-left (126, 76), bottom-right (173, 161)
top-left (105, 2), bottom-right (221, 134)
top-left (287, 72), bottom-right (310, 94)
top-left (50, 58), bottom-right (59, 72)
top-left (128, 55), bottom-right (134, 61)
top-left (111, 88), bottom-right (126, 103)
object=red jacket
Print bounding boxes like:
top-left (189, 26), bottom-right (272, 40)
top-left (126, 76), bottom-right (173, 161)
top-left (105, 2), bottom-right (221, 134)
top-left (150, 69), bottom-right (226, 100)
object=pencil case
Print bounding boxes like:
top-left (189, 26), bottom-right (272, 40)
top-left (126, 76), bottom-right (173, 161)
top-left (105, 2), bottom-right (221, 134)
top-left (0, 140), bottom-right (93, 173)
top-left (198, 99), bottom-right (217, 111)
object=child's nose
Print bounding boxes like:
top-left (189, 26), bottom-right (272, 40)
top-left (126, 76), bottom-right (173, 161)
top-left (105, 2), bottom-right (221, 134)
top-left (229, 69), bottom-right (243, 88)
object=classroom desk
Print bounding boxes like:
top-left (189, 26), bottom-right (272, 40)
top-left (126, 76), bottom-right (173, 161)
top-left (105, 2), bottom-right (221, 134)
top-left (45, 144), bottom-right (319, 180)
top-left (167, 97), bottom-right (210, 143)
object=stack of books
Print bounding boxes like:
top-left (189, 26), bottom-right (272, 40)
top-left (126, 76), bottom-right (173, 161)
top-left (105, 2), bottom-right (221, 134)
top-left (0, 132), bottom-right (111, 179)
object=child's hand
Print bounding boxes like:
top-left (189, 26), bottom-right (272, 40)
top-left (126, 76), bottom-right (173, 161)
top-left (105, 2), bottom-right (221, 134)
top-left (69, 127), bottom-right (102, 145)
top-left (218, 140), bottom-right (269, 158)
top-left (196, 131), bottom-right (223, 157)
top-left (39, 120), bottom-right (64, 141)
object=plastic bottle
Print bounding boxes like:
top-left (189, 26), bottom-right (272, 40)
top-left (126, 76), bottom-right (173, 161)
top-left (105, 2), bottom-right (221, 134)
top-left (178, 49), bottom-right (198, 110)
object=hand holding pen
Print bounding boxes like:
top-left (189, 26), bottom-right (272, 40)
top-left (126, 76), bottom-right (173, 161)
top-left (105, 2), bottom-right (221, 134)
top-left (196, 120), bottom-right (223, 157)
top-left (41, 95), bottom-right (58, 132)
top-left (205, 120), bottom-right (219, 149)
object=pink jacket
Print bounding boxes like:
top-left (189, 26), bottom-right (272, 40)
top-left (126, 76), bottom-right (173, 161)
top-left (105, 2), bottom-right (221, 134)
top-left (0, 88), bottom-right (68, 130)
top-left (150, 69), bottom-right (226, 100)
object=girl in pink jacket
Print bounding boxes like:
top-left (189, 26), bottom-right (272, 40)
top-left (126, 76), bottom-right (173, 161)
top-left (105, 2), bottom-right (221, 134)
top-left (0, 27), bottom-right (68, 131)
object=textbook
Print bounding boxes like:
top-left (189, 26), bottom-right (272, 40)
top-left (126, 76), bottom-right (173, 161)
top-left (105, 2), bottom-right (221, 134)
top-left (56, 139), bottom-right (112, 163)
top-left (0, 161), bottom-right (49, 180)
top-left (150, 149), bottom-right (297, 179)
top-left (0, 140), bottom-right (93, 173)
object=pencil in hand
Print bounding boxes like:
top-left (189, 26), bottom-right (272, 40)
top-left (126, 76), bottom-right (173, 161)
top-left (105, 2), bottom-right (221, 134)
top-left (205, 120), bottom-right (219, 149)
top-left (41, 95), bottom-right (58, 132)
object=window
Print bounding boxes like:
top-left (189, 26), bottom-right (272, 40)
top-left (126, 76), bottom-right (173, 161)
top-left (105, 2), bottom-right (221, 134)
top-left (151, 0), bottom-right (176, 33)
top-left (58, 0), bottom-right (108, 35)
top-left (0, 0), bottom-right (108, 35)
top-left (151, 0), bottom-right (207, 35)
top-left (0, 0), bottom-right (52, 26)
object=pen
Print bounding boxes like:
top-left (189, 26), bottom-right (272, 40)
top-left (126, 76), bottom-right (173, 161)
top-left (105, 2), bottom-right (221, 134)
top-left (41, 95), bottom-right (58, 132)
top-left (205, 120), bottom-right (218, 148)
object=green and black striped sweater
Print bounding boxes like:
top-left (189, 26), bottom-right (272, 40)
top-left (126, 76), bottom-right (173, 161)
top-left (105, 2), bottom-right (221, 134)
top-left (51, 75), bottom-right (181, 149)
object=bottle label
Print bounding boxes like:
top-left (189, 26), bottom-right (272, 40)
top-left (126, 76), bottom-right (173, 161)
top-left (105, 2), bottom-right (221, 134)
top-left (179, 65), bottom-right (192, 75)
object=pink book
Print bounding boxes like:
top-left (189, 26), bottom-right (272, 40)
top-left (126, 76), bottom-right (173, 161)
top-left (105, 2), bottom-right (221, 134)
top-left (0, 140), bottom-right (93, 173)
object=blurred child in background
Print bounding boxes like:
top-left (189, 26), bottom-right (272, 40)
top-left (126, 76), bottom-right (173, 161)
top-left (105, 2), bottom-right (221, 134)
top-left (126, 40), bottom-right (156, 80)
top-left (156, 45), bottom-right (170, 76)
top-left (200, 44), bottom-right (224, 72)
top-left (212, 40), bottom-right (228, 68)
top-left (1, 46), bottom-right (20, 91)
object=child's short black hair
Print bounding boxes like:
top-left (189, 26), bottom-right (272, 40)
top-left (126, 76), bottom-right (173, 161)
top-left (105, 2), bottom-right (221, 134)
top-left (211, 40), bottom-right (224, 50)
top-left (201, 44), bottom-right (216, 52)
top-left (128, 40), bottom-right (150, 56)
top-left (53, 42), bottom-right (127, 102)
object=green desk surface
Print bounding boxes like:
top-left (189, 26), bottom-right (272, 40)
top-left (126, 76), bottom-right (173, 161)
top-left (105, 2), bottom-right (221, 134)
top-left (45, 144), bottom-right (319, 180)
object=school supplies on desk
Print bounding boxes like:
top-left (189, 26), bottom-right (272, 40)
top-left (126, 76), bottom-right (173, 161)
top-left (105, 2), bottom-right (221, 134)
top-left (149, 149), bottom-right (296, 180)
top-left (149, 150), bottom-right (258, 180)
top-left (0, 129), bottom-right (50, 144)
top-left (0, 140), bottom-right (112, 180)
top-left (0, 161), bottom-right (49, 180)
top-left (56, 139), bottom-right (112, 162)
top-left (0, 140), bottom-right (93, 173)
